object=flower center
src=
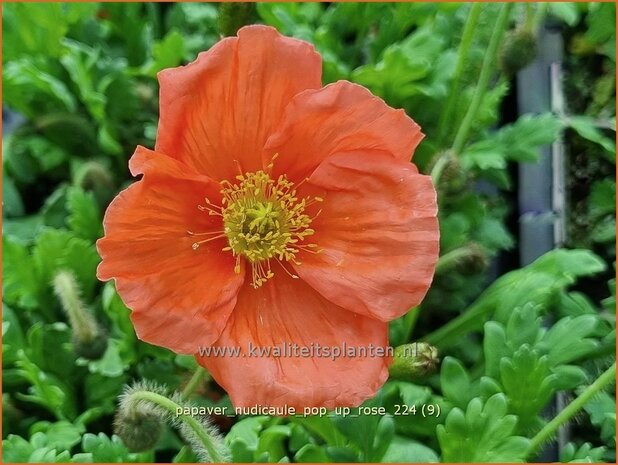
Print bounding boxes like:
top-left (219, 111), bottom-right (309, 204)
top-left (191, 168), bottom-right (322, 289)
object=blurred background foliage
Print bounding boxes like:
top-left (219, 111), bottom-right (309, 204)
top-left (2, 2), bottom-right (616, 463)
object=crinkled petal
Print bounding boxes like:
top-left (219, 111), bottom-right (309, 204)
top-left (156, 25), bottom-right (322, 181)
top-left (97, 146), bottom-right (244, 354)
top-left (265, 80), bottom-right (423, 182)
top-left (293, 150), bottom-right (439, 321)
top-left (196, 273), bottom-right (390, 409)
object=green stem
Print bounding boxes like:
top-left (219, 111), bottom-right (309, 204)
top-left (174, 446), bottom-right (194, 463)
top-left (422, 299), bottom-right (491, 347)
top-left (451, 3), bottom-right (513, 155)
top-left (430, 152), bottom-right (451, 185)
top-left (181, 367), bottom-right (209, 401)
top-left (532, 2), bottom-right (549, 32)
top-left (435, 246), bottom-right (472, 274)
top-left (131, 390), bottom-right (224, 463)
top-left (404, 309), bottom-right (421, 341)
top-left (437, 3), bottom-right (483, 145)
top-left (527, 363), bottom-right (617, 458)
top-left (53, 271), bottom-right (98, 340)
top-left (524, 3), bottom-right (535, 32)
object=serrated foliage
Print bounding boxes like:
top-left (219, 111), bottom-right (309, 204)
top-left (437, 394), bottom-right (530, 462)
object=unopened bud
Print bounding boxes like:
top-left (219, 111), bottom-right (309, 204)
top-left (115, 406), bottom-right (164, 452)
top-left (389, 343), bottom-right (439, 379)
top-left (499, 28), bottom-right (538, 76)
top-left (115, 381), bottom-right (230, 462)
top-left (74, 161), bottom-right (115, 207)
top-left (430, 150), bottom-right (467, 194)
top-left (53, 271), bottom-right (108, 360)
top-left (456, 242), bottom-right (489, 275)
top-left (436, 242), bottom-right (489, 276)
top-left (72, 332), bottom-right (109, 360)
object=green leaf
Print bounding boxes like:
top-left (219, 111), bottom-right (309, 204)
top-left (483, 321), bottom-right (509, 379)
top-left (144, 29), bottom-right (186, 76)
top-left (225, 416), bottom-right (270, 462)
top-left (3, 215), bottom-right (44, 243)
top-left (42, 185), bottom-right (70, 229)
top-left (560, 442), bottom-right (607, 463)
top-left (2, 3), bottom-right (69, 60)
top-left (31, 228), bottom-right (101, 301)
top-left (504, 303), bottom-right (544, 349)
top-left (4, 60), bottom-right (77, 118)
top-left (59, 40), bottom-right (106, 122)
top-left (440, 357), bottom-right (474, 408)
top-left (2, 433), bottom-right (73, 463)
top-left (463, 113), bottom-right (563, 169)
top-left (2, 173), bottom-right (25, 217)
top-left (255, 425), bottom-right (291, 462)
top-left (548, 3), bottom-right (581, 26)
top-left (2, 304), bottom-right (25, 365)
top-left (80, 433), bottom-right (142, 463)
top-left (583, 391), bottom-right (616, 446)
top-left (29, 421), bottom-right (85, 451)
top-left (15, 355), bottom-right (76, 420)
top-left (474, 217), bottom-right (514, 251)
top-left (589, 180), bottom-right (616, 218)
top-left (499, 346), bottom-right (555, 429)
top-left (26, 322), bottom-right (75, 379)
top-left (541, 315), bottom-right (600, 365)
top-left (20, 136), bottom-right (69, 171)
top-left (382, 436), bottom-right (439, 463)
top-left (294, 443), bottom-right (330, 462)
top-left (566, 115), bottom-right (616, 159)
top-left (67, 187), bottom-right (102, 242)
top-left (530, 248), bottom-right (607, 281)
top-left (333, 395), bottom-right (393, 461)
top-left (85, 339), bottom-right (126, 377)
top-left (352, 25), bottom-right (447, 104)
top-left (551, 365), bottom-right (588, 391)
top-left (437, 394), bottom-right (530, 462)
top-left (2, 236), bottom-right (42, 309)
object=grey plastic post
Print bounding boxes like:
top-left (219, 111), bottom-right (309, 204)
top-left (516, 24), bottom-right (567, 461)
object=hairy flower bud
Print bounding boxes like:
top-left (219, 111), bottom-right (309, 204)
top-left (430, 150), bottom-right (467, 194)
top-left (456, 242), bottom-right (489, 275)
top-left (389, 342), bottom-right (439, 379)
top-left (115, 404), bottom-right (164, 452)
top-left (115, 381), bottom-right (230, 462)
top-left (53, 270), bottom-right (108, 360)
top-left (499, 28), bottom-right (538, 76)
top-left (74, 161), bottom-right (115, 207)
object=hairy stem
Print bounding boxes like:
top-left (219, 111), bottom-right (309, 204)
top-left (130, 390), bottom-right (224, 463)
top-left (181, 366), bottom-right (209, 401)
top-left (422, 302), bottom-right (488, 347)
top-left (430, 151), bottom-right (451, 185)
top-left (451, 3), bottom-right (513, 155)
top-left (435, 246), bottom-right (472, 274)
top-left (437, 3), bottom-right (483, 145)
top-left (527, 363), bottom-right (617, 457)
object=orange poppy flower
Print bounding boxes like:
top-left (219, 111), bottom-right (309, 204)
top-left (97, 25), bottom-right (439, 409)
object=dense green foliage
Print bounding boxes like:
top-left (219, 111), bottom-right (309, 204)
top-left (2, 2), bottom-right (616, 463)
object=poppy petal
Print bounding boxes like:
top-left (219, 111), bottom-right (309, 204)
top-left (265, 80), bottom-right (423, 183)
top-left (156, 25), bottom-right (322, 181)
top-left (97, 146), bottom-right (244, 354)
top-left (197, 273), bottom-right (390, 409)
top-left (294, 150), bottom-right (439, 322)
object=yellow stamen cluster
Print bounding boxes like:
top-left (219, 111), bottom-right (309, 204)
top-left (191, 167), bottom-right (322, 288)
